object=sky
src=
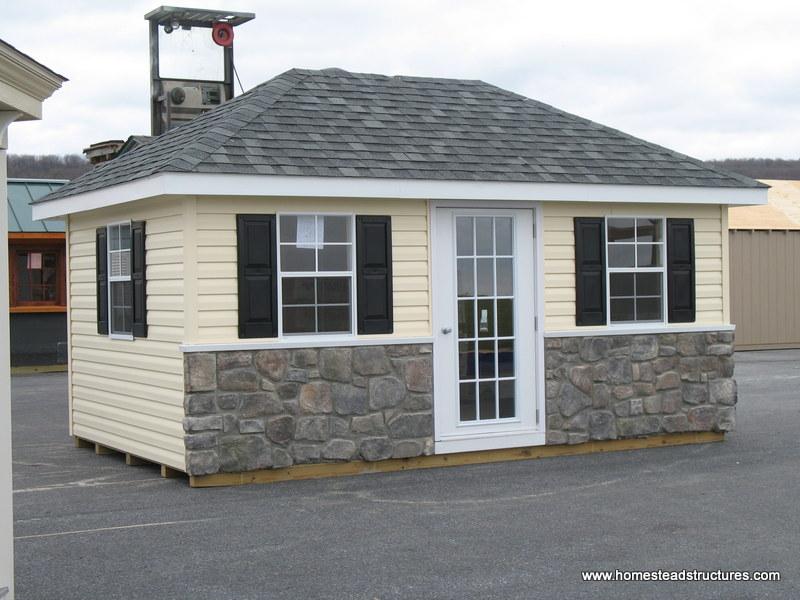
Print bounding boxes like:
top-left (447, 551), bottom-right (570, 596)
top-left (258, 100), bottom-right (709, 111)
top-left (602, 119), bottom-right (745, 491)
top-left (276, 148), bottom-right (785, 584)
top-left (5, 0), bottom-right (800, 159)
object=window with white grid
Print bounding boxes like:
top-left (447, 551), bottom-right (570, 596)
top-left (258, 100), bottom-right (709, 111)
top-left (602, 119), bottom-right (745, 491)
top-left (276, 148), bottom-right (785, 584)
top-left (107, 222), bottom-right (133, 335)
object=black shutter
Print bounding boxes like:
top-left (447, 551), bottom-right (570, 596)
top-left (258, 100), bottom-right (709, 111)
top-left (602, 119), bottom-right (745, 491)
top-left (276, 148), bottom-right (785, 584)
top-left (666, 218), bottom-right (695, 323)
top-left (574, 217), bottom-right (606, 326)
top-left (237, 214), bottom-right (278, 338)
top-left (96, 227), bottom-right (109, 335)
top-left (356, 216), bottom-right (393, 334)
top-left (131, 221), bottom-right (148, 338)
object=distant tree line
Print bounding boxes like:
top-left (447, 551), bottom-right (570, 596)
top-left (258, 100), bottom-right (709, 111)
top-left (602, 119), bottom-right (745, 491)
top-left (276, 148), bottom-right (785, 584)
top-left (705, 158), bottom-right (800, 180)
top-left (7, 154), bottom-right (92, 180)
top-left (5, 153), bottom-right (800, 181)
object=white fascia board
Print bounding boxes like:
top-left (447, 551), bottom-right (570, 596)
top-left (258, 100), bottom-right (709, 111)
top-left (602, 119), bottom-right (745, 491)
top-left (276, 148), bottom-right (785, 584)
top-left (32, 172), bottom-right (769, 219)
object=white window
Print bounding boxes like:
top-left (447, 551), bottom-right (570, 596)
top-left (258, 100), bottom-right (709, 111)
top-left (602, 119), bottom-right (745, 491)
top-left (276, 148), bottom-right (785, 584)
top-left (277, 215), bottom-right (354, 335)
top-left (108, 222), bottom-right (133, 336)
top-left (606, 217), bottom-right (665, 324)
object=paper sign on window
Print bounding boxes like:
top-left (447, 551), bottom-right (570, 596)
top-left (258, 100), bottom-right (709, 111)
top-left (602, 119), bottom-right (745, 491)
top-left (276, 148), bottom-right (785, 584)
top-left (27, 252), bottom-right (42, 270)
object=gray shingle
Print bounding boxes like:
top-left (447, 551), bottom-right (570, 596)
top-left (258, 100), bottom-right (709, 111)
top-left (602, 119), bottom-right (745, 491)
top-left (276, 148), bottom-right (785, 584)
top-left (38, 67), bottom-right (764, 203)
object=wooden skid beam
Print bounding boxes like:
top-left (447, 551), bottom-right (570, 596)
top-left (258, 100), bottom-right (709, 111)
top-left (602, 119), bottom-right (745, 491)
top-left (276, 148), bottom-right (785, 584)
top-left (125, 453), bottom-right (147, 466)
top-left (161, 465), bottom-right (184, 479)
top-left (189, 431), bottom-right (725, 488)
top-left (73, 436), bottom-right (93, 449)
top-left (94, 443), bottom-right (115, 455)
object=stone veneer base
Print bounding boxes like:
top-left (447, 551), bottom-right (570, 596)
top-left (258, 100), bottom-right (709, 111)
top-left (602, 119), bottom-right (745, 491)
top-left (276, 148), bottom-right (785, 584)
top-left (188, 431), bottom-right (725, 487)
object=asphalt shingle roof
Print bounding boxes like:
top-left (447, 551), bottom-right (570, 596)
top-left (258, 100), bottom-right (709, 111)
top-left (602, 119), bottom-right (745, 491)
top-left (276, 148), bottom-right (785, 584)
top-left (39, 68), bottom-right (763, 202)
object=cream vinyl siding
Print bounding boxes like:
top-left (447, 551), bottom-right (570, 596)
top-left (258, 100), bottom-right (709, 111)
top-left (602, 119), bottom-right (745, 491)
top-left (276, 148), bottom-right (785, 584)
top-left (189, 196), bottom-right (430, 342)
top-left (68, 197), bottom-right (186, 471)
top-left (542, 202), bottom-right (727, 331)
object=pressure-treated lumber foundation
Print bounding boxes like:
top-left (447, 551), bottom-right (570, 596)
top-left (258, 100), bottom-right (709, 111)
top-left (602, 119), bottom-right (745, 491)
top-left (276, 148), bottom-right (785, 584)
top-left (188, 431), bottom-right (724, 488)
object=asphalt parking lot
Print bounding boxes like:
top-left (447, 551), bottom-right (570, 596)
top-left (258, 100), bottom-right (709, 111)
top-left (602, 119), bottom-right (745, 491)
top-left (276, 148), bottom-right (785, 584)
top-left (11, 350), bottom-right (800, 599)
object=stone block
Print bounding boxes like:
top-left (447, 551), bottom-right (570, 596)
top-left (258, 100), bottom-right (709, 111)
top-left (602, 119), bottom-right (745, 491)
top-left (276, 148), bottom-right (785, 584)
top-left (565, 412), bottom-right (588, 432)
top-left (360, 437), bottom-right (393, 461)
top-left (547, 414), bottom-right (564, 430)
top-left (388, 413), bottom-right (433, 438)
top-left (589, 411), bottom-right (617, 440)
top-left (332, 383), bottom-right (369, 415)
top-left (682, 382), bottom-right (709, 405)
top-left (661, 390), bottom-right (681, 414)
top-left (292, 444), bottom-right (321, 464)
top-left (285, 368), bottom-right (309, 383)
top-left (184, 393), bottom-right (215, 415)
top-left (633, 383), bottom-right (656, 397)
top-left (592, 361), bottom-right (608, 382)
top-left (558, 382), bottom-right (591, 417)
top-left (254, 350), bottom-right (289, 381)
top-left (295, 416), bottom-right (329, 441)
top-left (579, 337), bottom-right (609, 362)
top-left (662, 414), bottom-right (690, 433)
top-left (369, 376), bottom-right (406, 410)
top-left (183, 415), bottom-right (223, 432)
top-left (272, 447), bottom-right (293, 468)
top-left (392, 440), bottom-right (423, 459)
top-left (216, 394), bottom-right (239, 411)
top-left (386, 344), bottom-right (416, 357)
top-left (218, 368), bottom-right (259, 392)
top-left (353, 346), bottom-right (391, 375)
top-left (298, 382), bottom-right (333, 413)
top-left (569, 365), bottom-right (594, 395)
top-left (613, 385), bottom-right (634, 400)
top-left (567, 432), bottom-right (590, 445)
top-left (404, 358), bottom-right (433, 392)
top-left (351, 413), bottom-right (386, 435)
top-left (219, 436), bottom-right (271, 472)
top-left (545, 380), bottom-right (561, 399)
top-left (547, 430), bottom-right (568, 445)
top-left (238, 419), bottom-right (265, 434)
top-left (677, 333), bottom-right (706, 357)
top-left (643, 395), bottom-right (661, 414)
top-left (403, 394), bottom-right (432, 411)
top-left (319, 348), bottom-right (353, 382)
top-left (707, 344), bottom-right (733, 356)
top-left (291, 348), bottom-right (317, 368)
top-left (656, 371), bottom-right (680, 390)
top-left (719, 357), bottom-right (735, 378)
top-left (185, 353), bottom-right (216, 392)
top-left (217, 351), bottom-right (252, 370)
top-left (266, 415), bottom-right (294, 444)
top-left (710, 378), bottom-right (737, 405)
top-left (240, 392), bottom-right (283, 417)
top-left (629, 398), bottom-right (643, 416)
top-left (185, 432), bottom-right (218, 450)
top-left (653, 356), bottom-right (677, 374)
top-left (617, 416), bottom-right (661, 437)
top-left (276, 382), bottom-right (300, 400)
top-left (592, 384), bottom-right (611, 409)
top-left (716, 407), bottom-right (736, 431)
top-left (607, 357), bottom-right (633, 385)
top-left (631, 335), bottom-right (659, 361)
top-left (322, 439), bottom-right (357, 461)
top-left (687, 405), bottom-right (716, 430)
top-left (613, 400), bottom-right (630, 418)
top-left (187, 450), bottom-right (220, 476)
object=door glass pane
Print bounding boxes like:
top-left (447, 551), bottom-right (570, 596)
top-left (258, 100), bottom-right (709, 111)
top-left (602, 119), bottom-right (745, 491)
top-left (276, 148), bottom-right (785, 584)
top-left (496, 258), bottom-right (513, 296)
top-left (456, 217), bottom-right (474, 256)
top-left (458, 300), bottom-right (475, 338)
top-left (497, 339), bottom-right (514, 377)
top-left (459, 341), bottom-right (476, 380)
top-left (475, 217), bottom-right (493, 255)
top-left (479, 382), bottom-right (496, 420)
top-left (498, 380), bottom-right (515, 418)
top-left (457, 259), bottom-right (474, 297)
top-left (454, 214), bottom-right (519, 424)
top-left (476, 258), bottom-right (494, 296)
top-left (459, 382), bottom-right (476, 421)
top-left (497, 299), bottom-right (513, 337)
top-left (478, 340), bottom-right (495, 379)
top-left (495, 218), bottom-right (513, 255)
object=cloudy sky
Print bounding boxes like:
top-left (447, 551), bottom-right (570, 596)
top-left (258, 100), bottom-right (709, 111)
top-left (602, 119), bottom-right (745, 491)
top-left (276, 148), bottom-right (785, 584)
top-left (6, 0), bottom-right (800, 159)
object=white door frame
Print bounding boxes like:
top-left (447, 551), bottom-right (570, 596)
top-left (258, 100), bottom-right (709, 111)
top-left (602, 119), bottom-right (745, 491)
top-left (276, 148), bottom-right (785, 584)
top-left (431, 200), bottom-right (546, 454)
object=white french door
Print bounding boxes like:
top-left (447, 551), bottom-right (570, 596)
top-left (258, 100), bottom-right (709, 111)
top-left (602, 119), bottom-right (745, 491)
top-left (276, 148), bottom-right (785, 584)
top-left (432, 207), bottom-right (544, 454)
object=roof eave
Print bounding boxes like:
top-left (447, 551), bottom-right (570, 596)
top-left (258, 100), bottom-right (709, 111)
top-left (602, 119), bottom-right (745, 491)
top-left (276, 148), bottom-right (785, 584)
top-left (31, 172), bottom-right (769, 221)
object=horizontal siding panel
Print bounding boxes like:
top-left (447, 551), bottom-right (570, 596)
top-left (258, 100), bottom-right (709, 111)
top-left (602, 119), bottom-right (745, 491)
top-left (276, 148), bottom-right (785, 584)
top-left (197, 230), bottom-right (235, 247)
top-left (545, 245), bottom-right (574, 260)
top-left (198, 278), bottom-right (237, 295)
top-left (393, 321), bottom-right (431, 336)
top-left (71, 346), bottom-right (182, 374)
top-left (72, 412), bottom-right (184, 456)
top-left (544, 287), bottom-right (575, 303)
top-left (547, 302), bottom-right (575, 317)
top-left (72, 359), bottom-right (182, 390)
top-left (148, 279), bottom-right (186, 295)
top-left (392, 231), bottom-right (427, 246)
top-left (198, 246), bottom-right (237, 263)
top-left (394, 291), bottom-right (429, 307)
top-left (147, 263), bottom-right (184, 281)
top-left (72, 372), bottom-right (183, 405)
top-left (197, 213), bottom-right (236, 230)
top-left (197, 311), bottom-right (237, 327)
top-left (147, 310), bottom-right (184, 328)
top-left (73, 397), bottom-right (184, 436)
top-left (146, 247), bottom-right (184, 265)
top-left (71, 334), bottom-right (180, 359)
top-left (392, 215), bottom-right (427, 231)
top-left (72, 423), bottom-right (184, 471)
top-left (393, 261), bottom-right (428, 277)
top-left (393, 276), bottom-right (428, 292)
top-left (145, 325), bottom-right (184, 343)
top-left (197, 264), bottom-right (236, 279)
top-left (394, 246), bottom-right (427, 262)
top-left (147, 295), bottom-right (185, 312)
top-left (146, 230), bottom-right (183, 250)
top-left (544, 259), bottom-right (574, 274)
top-left (198, 294), bottom-right (238, 311)
top-left (394, 305), bottom-right (429, 322)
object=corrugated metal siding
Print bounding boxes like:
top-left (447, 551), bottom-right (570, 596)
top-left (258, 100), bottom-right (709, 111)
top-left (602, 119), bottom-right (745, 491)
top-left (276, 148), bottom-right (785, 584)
top-left (730, 230), bottom-right (800, 350)
top-left (542, 202), bottom-right (727, 330)
top-left (190, 197), bottom-right (431, 341)
top-left (68, 197), bottom-right (186, 470)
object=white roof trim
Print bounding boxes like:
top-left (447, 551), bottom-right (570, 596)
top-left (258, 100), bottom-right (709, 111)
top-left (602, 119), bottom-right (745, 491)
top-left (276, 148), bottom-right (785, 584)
top-left (31, 172), bottom-right (768, 219)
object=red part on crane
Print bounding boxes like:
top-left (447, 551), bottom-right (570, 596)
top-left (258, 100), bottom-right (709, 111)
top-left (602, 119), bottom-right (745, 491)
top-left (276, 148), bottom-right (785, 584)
top-left (212, 22), bottom-right (234, 47)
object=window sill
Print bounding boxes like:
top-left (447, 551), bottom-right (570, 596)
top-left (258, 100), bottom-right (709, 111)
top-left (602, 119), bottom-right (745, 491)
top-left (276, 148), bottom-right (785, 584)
top-left (180, 335), bottom-right (434, 353)
top-left (544, 323), bottom-right (735, 338)
top-left (109, 333), bottom-right (134, 341)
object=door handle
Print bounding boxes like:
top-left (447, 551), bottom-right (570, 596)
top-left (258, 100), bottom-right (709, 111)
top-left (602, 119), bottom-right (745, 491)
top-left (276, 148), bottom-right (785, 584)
top-left (441, 327), bottom-right (452, 335)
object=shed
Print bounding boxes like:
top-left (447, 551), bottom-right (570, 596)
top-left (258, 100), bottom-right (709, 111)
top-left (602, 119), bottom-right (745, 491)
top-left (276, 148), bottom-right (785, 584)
top-left (729, 180), bottom-right (800, 350)
top-left (7, 178), bottom-right (68, 367)
top-left (31, 68), bottom-right (766, 485)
